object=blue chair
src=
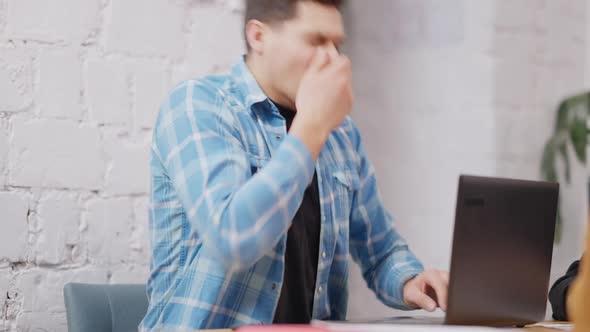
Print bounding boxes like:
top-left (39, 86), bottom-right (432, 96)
top-left (63, 283), bottom-right (148, 332)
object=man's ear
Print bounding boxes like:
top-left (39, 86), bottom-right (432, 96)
top-left (245, 19), bottom-right (267, 55)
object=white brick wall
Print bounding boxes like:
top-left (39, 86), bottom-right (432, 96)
top-left (86, 57), bottom-right (132, 125)
top-left (0, 120), bottom-right (8, 187)
top-left (0, 0), bottom-right (587, 330)
top-left (86, 198), bottom-right (135, 266)
top-left (38, 49), bottom-right (83, 120)
top-left (0, 48), bottom-right (33, 112)
top-left (587, 1), bottom-right (590, 88)
top-left (104, 0), bottom-right (187, 59)
top-left (0, 192), bottom-right (29, 263)
top-left (35, 194), bottom-right (81, 265)
top-left (9, 118), bottom-right (105, 190)
top-left (0, 0), bottom-right (244, 330)
top-left (5, 0), bottom-right (101, 43)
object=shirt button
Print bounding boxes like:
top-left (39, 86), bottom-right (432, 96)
top-left (271, 283), bottom-right (277, 290)
top-left (275, 134), bottom-right (282, 140)
top-left (318, 285), bottom-right (323, 293)
top-left (322, 251), bottom-right (326, 259)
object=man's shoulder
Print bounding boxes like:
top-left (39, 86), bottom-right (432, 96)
top-left (157, 73), bottom-right (245, 127)
top-left (165, 74), bottom-right (235, 108)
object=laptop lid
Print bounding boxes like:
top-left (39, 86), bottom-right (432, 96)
top-left (445, 175), bottom-right (559, 326)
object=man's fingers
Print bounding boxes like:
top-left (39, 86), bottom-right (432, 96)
top-left (326, 43), bottom-right (339, 61)
top-left (409, 289), bottom-right (437, 312)
top-left (438, 270), bottom-right (450, 285)
top-left (425, 272), bottom-right (448, 312)
top-left (327, 54), bottom-right (350, 74)
top-left (308, 48), bottom-right (329, 73)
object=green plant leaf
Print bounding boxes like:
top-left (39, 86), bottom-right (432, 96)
top-left (554, 209), bottom-right (562, 244)
top-left (569, 117), bottom-right (587, 163)
top-left (542, 92), bottom-right (590, 244)
top-left (558, 143), bottom-right (571, 183)
top-left (541, 139), bottom-right (557, 183)
top-left (555, 101), bottom-right (569, 131)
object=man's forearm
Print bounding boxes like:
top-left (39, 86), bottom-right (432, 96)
top-left (197, 134), bottom-right (316, 270)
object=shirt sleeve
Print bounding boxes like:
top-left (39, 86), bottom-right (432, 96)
top-left (347, 120), bottom-right (425, 310)
top-left (153, 80), bottom-right (315, 271)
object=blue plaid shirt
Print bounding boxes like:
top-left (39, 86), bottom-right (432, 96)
top-left (140, 57), bottom-right (424, 331)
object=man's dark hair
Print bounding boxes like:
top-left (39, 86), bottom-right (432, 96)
top-left (244, 0), bottom-right (343, 51)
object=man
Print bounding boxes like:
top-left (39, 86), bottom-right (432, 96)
top-left (140, 0), bottom-right (449, 330)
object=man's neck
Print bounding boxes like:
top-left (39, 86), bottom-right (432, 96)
top-left (245, 54), bottom-right (296, 110)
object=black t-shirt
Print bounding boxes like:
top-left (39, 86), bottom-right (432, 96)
top-left (271, 101), bottom-right (322, 324)
top-left (549, 259), bottom-right (580, 321)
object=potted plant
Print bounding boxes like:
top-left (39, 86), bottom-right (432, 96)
top-left (541, 91), bottom-right (590, 243)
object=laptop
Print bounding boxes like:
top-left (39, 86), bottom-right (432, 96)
top-left (338, 175), bottom-right (559, 328)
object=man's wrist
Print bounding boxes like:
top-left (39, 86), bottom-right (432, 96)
top-left (401, 272), bottom-right (422, 308)
top-left (289, 116), bottom-right (329, 160)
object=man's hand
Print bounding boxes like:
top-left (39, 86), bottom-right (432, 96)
top-left (403, 269), bottom-right (449, 312)
top-left (291, 46), bottom-right (353, 160)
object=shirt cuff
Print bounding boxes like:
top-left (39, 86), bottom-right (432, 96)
top-left (280, 134), bottom-right (316, 184)
top-left (384, 255), bottom-right (425, 310)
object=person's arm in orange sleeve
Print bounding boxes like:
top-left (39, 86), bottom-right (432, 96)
top-left (568, 229), bottom-right (590, 330)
